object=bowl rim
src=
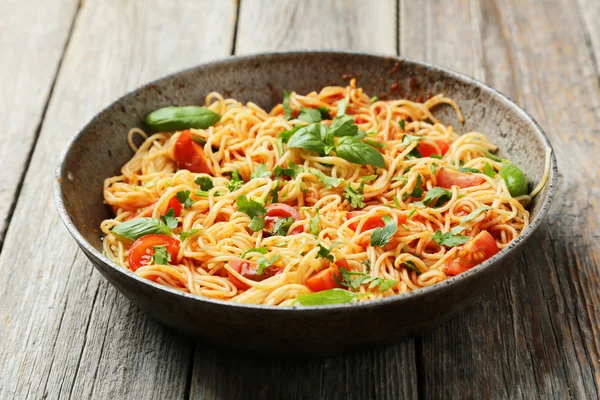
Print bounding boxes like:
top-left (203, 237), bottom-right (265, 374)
top-left (54, 50), bottom-right (557, 312)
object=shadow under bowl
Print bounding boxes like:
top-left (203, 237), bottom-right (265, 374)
top-left (54, 51), bottom-right (556, 356)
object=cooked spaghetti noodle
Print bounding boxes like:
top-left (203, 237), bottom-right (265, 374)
top-left (101, 79), bottom-right (546, 306)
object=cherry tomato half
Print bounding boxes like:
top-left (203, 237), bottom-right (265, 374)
top-left (165, 196), bottom-right (182, 217)
top-left (173, 130), bottom-right (211, 174)
top-left (436, 167), bottom-right (486, 189)
top-left (227, 258), bottom-right (282, 290)
top-left (347, 212), bottom-right (407, 232)
top-left (445, 231), bottom-right (499, 276)
top-left (417, 140), bottom-right (450, 157)
top-left (305, 259), bottom-right (349, 292)
top-left (264, 203), bottom-right (304, 235)
top-left (128, 234), bottom-right (180, 271)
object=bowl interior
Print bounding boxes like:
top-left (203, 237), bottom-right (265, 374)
top-left (57, 51), bottom-right (554, 270)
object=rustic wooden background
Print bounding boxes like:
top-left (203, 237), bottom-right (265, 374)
top-left (1, 0), bottom-right (599, 398)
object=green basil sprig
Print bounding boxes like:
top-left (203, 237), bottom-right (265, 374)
top-left (293, 288), bottom-right (370, 306)
top-left (483, 150), bottom-right (528, 197)
top-left (112, 218), bottom-right (171, 241)
top-left (145, 106), bottom-right (221, 132)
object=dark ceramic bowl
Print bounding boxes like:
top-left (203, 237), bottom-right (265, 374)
top-left (54, 51), bottom-right (556, 355)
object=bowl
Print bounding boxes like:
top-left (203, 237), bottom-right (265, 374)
top-left (54, 51), bottom-right (556, 356)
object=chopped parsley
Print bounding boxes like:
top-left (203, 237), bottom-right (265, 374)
top-left (432, 230), bottom-right (470, 247)
top-left (176, 190), bottom-right (194, 209)
top-left (160, 208), bottom-right (178, 229)
top-left (336, 267), bottom-right (397, 292)
top-left (316, 242), bottom-right (340, 262)
top-left (251, 163), bottom-right (272, 179)
top-left (180, 229), bottom-right (200, 241)
top-left (370, 215), bottom-right (398, 247)
top-left (460, 206), bottom-right (492, 224)
top-left (402, 260), bottom-right (422, 275)
top-left (399, 119), bottom-right (406, 130)
top-left (236, 195), bottom-right (267, 232)
top-left (257, 254), bottom-right (280, 275)
top-left (150, 245), bottom-right (170, 265)
top-left (271, 216), bottom-right (294, 236)
top-left (226, 170), bottom-right (244, 192)
top-left (194, 176), bottom-right (213, 191)
top-left (241, 246), bottom-right (268, 259)
top-left (310, 168), bottom-right (344, 189)
top-left (421, 187), bottom-right (452, 207)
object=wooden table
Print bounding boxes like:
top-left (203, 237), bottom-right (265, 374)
top-left (1, 1), bottom-right (598, 398)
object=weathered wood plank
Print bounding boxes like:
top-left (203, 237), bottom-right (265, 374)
top-left (0, 0), bottom-right (79, 246)
top-left (402, 0), bottom-right (600, 398)
top-left (0, 1), bottom-right (237, 399)
top-left (235, 0), bottom-right (397, 55)
top-left (190, 2), bottom-right (416, 400)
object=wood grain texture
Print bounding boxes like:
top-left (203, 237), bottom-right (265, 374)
top-left (189, 2), bottom-right (417, 400)
top-left (235, 0), bottom-right (397, 55)
top-left (402, 0), bottom-right (600, 398)
top-left (0, 0), bottom-right (79, 246)
top-left (0, 0), bottom-right (236, 399)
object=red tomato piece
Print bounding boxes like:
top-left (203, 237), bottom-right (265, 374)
top-left (445, 231), bottom-right (499, 276)
top-left (128, 234), bottom-right (180, 271)
top-left (173, 130), bottom-right (211, 174)
top-left (347, 212), bottom-right (407, 232)
top-left (305, 259), bottom-right (349, 292)
top-left (227, 258), bottom-right (282, 290)
top-left (264, 203), bottom-right (304, 235)
top-left (436, 167), bottom-right (486, 189)
top-left (417, 140), bottom-right (450, 157)
top-left (165, 196), bottom-right (182, 217)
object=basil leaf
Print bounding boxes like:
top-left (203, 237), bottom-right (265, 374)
top-left (407, 208), bottom-right (417, 219)
top-left (288, 123), bottom-right (329, 155)
top-left (365, 139), bottom-right (385, 148)
top-left (406, 147), bottom-right (422, 159)
top-left (500, 162), bottom-right (528, 197)
top-left (484, 150), bottom-right (504, 163)
top-left (336, 136), bottom-right (385, 168)
top-left (370, 96), bottom-right (379, 103)
top-left (293, 289), bottom-right (369, 306)
top-left (236, 195), bottom-right (266, 219)
top-left (269, 178), bottom-right (280, 203)
top-left (160, 208), bottom-right (178, 229)
top-left (459, 167), bottom-right (481, 173)
top-left (399, 119), bottom-right (406, 130)
top-left (194, 176), bottom-right (213, 191)
top-left (430, 154), bottom-right (443, 160)
top-left (180, 229), bottom-right (200, 241)
top-left (251, 163), bottom-right (272, 179)
top-left (241, 247), bottom-right (268, 258)
top-left (410, 174), bottom-right (424, 198)
top-left (329, 114), bottom-right (358, 137)
top-left (421, 187), bottom-right (452, 207)
top-left (112, 217), bottom-right (171, 241)
top-left (145, 106), bottom-right (221, 132)
top-left (432, 230), bottom-right (470, 247)
top-left (150, 245), bottom-right (170, 265)
top-left (370, 215), bottom-right (398, 247)
top-left (279, 125), bottom-right (302, 144)
top-left (298, 107), bottom-right (322, 123)
top-left (309, 168), bottom-right (343, 189)
top-left (283, 90), bottom-right (293, 120)
top-left (176, 190), bottom-right (194, 209)
top-left (460, 206), bottom-right (492, 224)
top-left (483, 162), bottom-right (496, 178)
top-left (318, 107), bottom-right (331, 120)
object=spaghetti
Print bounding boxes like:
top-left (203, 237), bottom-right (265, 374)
top-left (101, 79), bottom-right (545, 306)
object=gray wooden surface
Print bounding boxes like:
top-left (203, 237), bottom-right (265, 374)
top-left (1, 0), bottom-right (598, 399)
